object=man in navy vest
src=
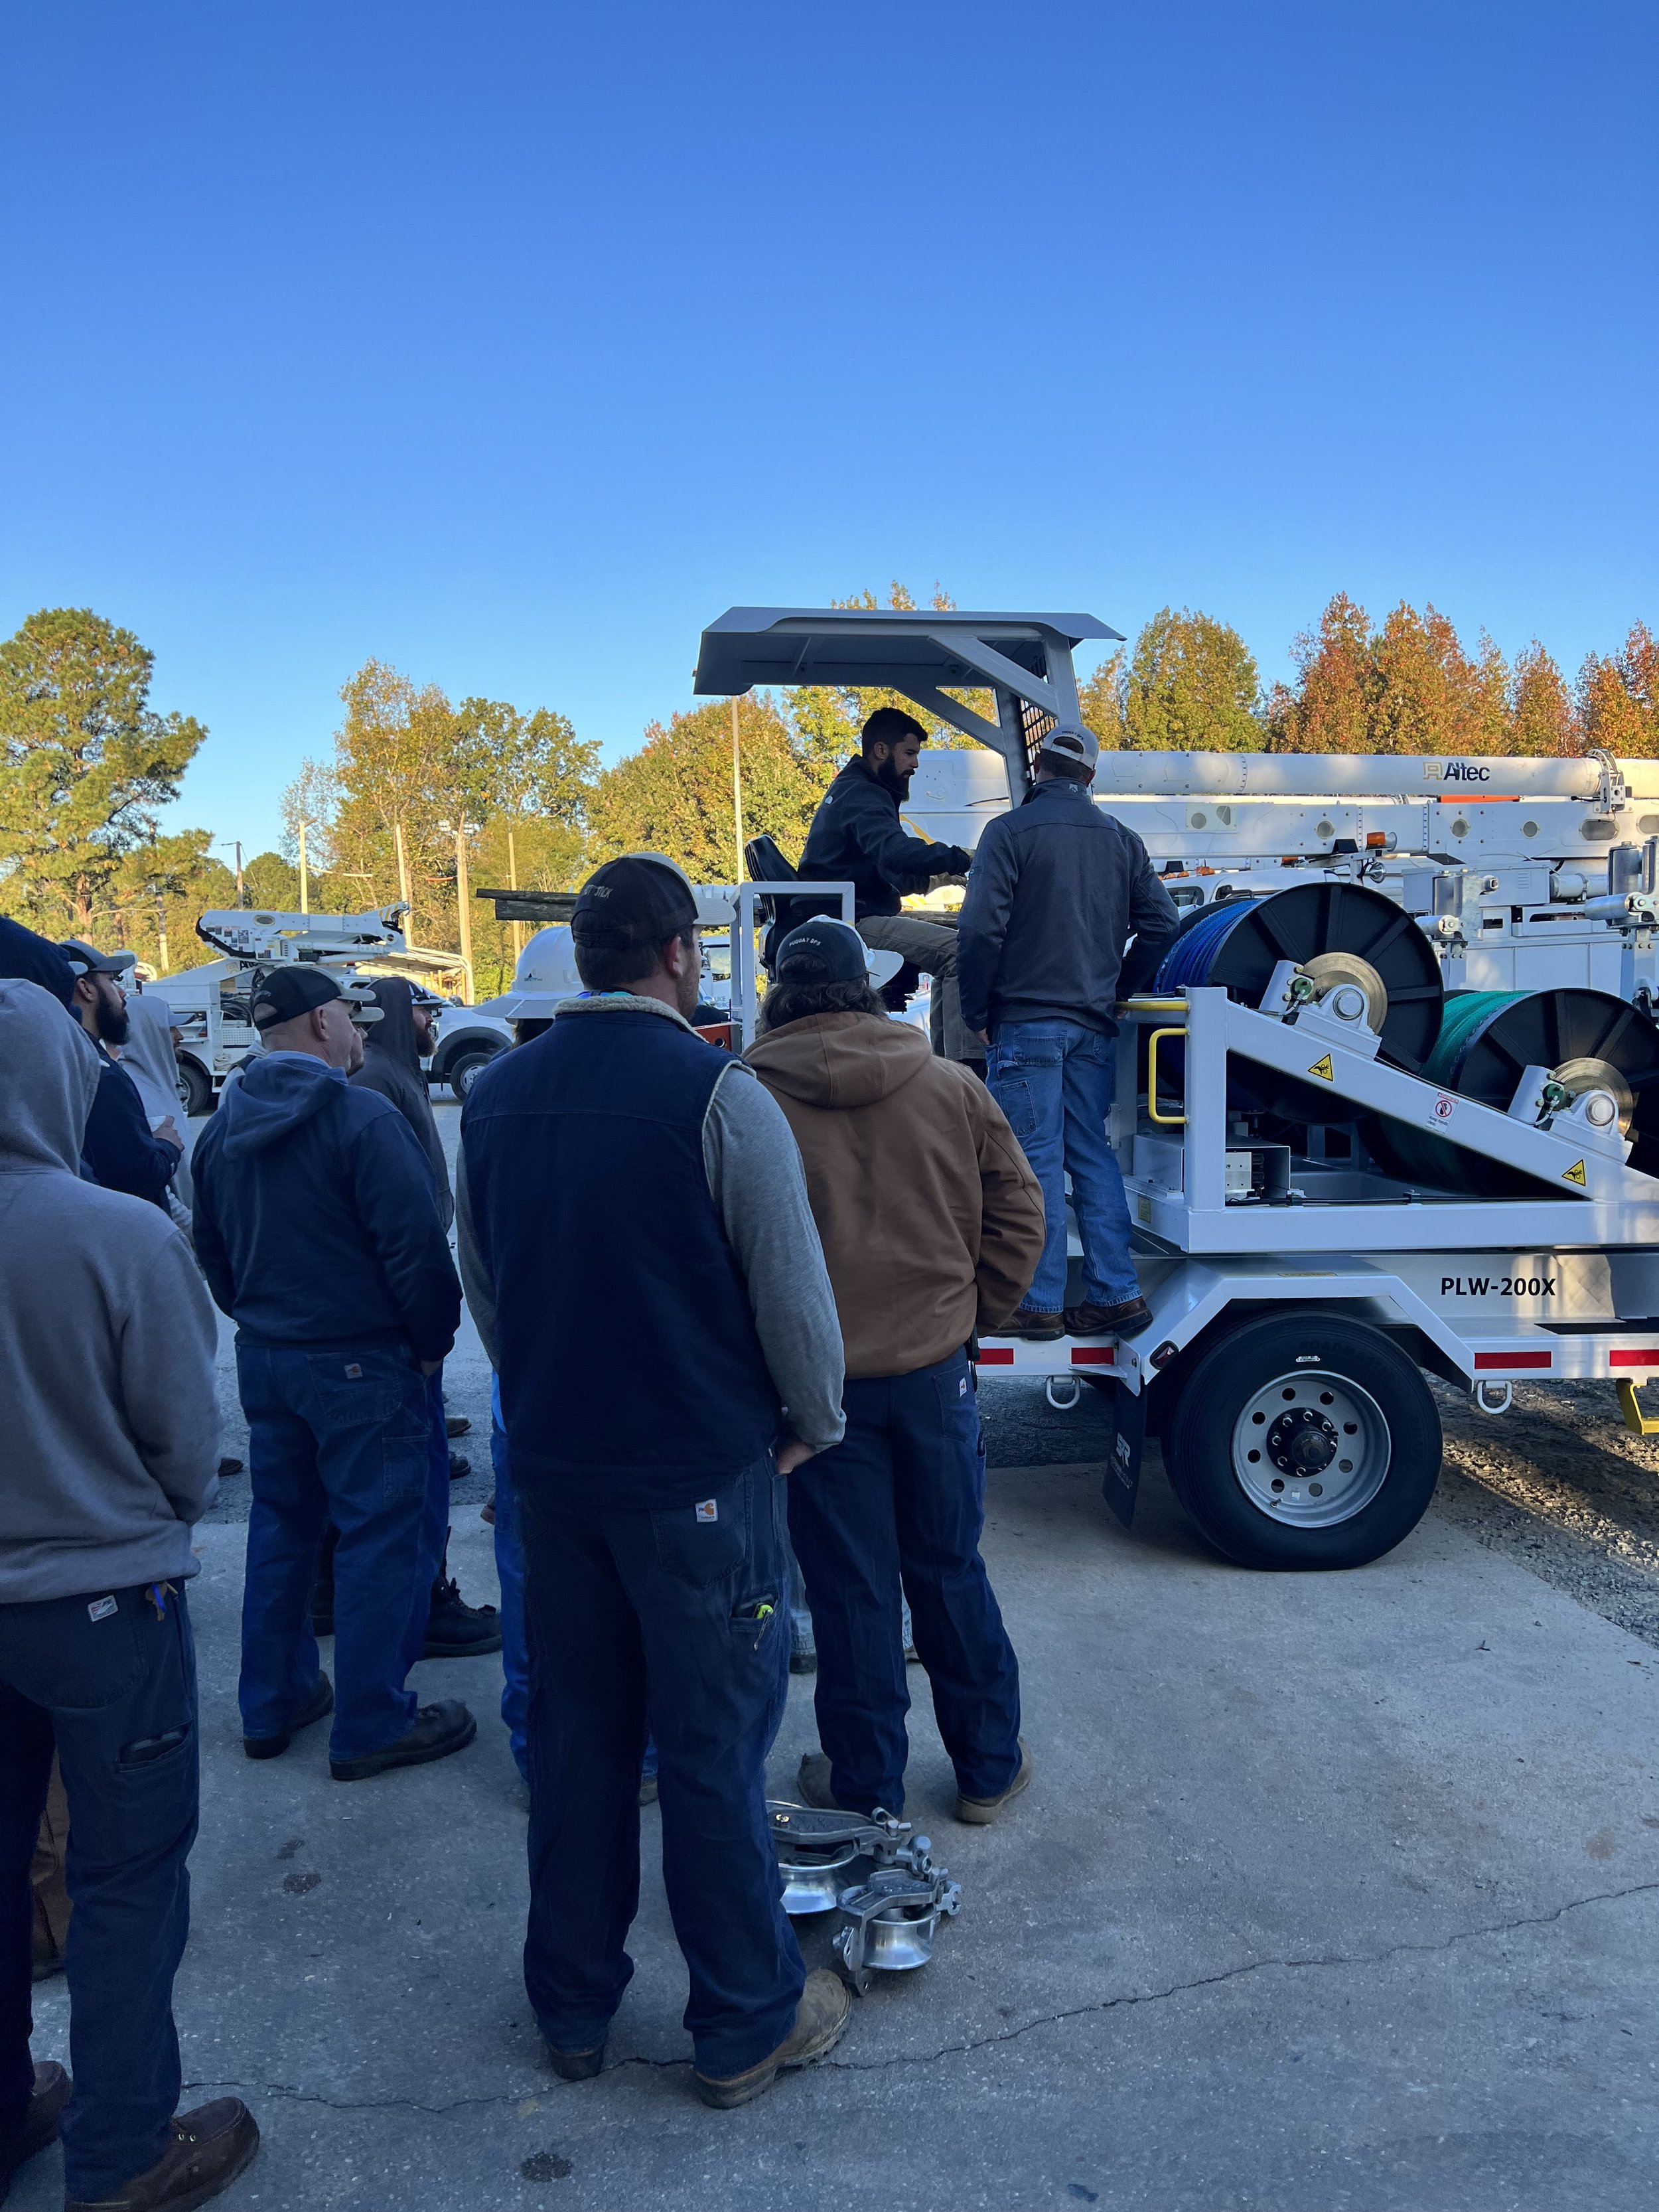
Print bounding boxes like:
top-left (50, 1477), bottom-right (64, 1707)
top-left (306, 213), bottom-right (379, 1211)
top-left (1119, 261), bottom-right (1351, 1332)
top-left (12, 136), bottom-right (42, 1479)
top-left (457, 855), bottom-right (853, 2108)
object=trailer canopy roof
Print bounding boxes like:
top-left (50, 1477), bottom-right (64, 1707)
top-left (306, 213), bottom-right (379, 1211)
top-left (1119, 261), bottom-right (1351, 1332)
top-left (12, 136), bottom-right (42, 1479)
top-left (693, 606), bottom-right (1121, 789)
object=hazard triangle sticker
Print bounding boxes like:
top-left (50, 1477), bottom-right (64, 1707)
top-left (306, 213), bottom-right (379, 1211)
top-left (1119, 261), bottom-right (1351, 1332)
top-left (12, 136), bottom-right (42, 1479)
top-left (1307, 1054), bottom-right (1334, 1081)
top-left (1563, 1158), bottom-right (1587, 1187)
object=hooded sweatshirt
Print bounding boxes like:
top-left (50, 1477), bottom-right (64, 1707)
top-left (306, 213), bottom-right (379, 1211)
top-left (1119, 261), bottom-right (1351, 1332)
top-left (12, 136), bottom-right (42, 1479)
top-left (349, 976), bottom-right (453, 1228)
top-left (0, 917), bottom-right (176, 1207)
top-left (745, 1011), bottom-right (1045, 1377)
top-left (0, 979), bottom-right (220, 1603)
top-left (191, 1049), bottom-right (461, 1361)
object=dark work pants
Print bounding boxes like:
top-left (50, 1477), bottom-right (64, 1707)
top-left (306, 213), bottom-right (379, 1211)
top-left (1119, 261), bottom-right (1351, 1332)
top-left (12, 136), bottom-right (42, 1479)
top-left (787, 1347), bottom-right (1022, 1816)
top-left (518, 1456), bottom-right (803, 2078)
top-left (0, 1585), bottom-right (198, 2201)
top-left (238, 1340), bottom-right (434, 1762)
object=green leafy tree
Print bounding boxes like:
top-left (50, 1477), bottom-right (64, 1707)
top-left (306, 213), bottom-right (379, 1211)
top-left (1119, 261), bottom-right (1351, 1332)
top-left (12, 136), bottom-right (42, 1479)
top-left (589, 696), bottom-right (812, 882)
top-left (0, 607), bottom-right (212, 936)
top-left (1122, 608), bottom-right (1262, 751)
top-left (790, 583), bottom-right (985, 791)
top-left (1077, 650), bottom-right (1127, 749)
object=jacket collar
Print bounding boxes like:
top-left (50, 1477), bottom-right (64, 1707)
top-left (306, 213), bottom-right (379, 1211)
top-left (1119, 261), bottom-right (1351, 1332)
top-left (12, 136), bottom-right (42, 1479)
top-left (553, 991), bottom-right (699, 1035)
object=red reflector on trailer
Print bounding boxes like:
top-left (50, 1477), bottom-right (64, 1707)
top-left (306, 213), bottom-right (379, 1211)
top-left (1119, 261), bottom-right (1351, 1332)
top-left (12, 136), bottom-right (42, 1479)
top-left (1473, 1351), bottom-right (1551, 1370)
top-left (1070, 1347), bottom-right (1115, 1365)
top-left (975, 1347), bottom-right (1015, 1366)
top-left (1609, 1349), bottom-right (1659, 1368)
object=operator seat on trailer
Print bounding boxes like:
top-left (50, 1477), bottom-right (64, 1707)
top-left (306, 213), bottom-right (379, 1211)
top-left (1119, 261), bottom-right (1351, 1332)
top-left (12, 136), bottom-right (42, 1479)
top-left (743, 836), bottom-right (918, 1010)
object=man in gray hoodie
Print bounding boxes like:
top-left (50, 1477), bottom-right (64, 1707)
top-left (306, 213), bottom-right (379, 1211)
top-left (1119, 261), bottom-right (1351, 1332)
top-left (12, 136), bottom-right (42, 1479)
top-left (0, 980), bottom-right (259, 2211)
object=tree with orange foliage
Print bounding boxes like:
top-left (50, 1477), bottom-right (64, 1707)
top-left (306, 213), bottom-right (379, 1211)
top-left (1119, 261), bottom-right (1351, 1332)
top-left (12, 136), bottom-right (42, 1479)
top-left (1579, 623), bottom-right (1659, 758)
top-left (1508, 642), bottom-right (1577, 755)
top-left (1265, 593), bottom-right (1372, 753)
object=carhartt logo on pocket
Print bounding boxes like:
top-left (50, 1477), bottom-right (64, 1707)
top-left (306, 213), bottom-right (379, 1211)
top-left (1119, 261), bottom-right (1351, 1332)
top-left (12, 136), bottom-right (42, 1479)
top-left (959, 1376), bottom-right (968, 1396)
top-left (344, 1363), bottom-right (363, 1378)
top-left (695, 1500), bottom-right (718, 1522)
top-left (88, 1596), bottom-right (117, 1622)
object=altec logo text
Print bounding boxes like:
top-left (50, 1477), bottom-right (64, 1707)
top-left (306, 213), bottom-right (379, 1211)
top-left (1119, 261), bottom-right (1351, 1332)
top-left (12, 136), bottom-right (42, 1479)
top-left (1425, 760), bottom-right (1492, 783)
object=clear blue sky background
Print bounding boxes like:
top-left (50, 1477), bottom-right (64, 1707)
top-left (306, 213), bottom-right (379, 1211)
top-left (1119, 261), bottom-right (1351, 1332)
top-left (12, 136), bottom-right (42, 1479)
top-left (2, 1), bottom-right (1654, 854)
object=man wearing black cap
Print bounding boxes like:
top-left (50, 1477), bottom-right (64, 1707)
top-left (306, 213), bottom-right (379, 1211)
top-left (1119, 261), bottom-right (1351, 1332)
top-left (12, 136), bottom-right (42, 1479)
top-left (457, 853), bottom-right (853, 2107)
top-left (192, 966), bottom-right (473, 1783)
top-left (957, 723), bottom-right (1180, 1340)
top-left (798, 707), bottom-right (979, 1063)
top-left (59, 936), bottom-right (185, 1209)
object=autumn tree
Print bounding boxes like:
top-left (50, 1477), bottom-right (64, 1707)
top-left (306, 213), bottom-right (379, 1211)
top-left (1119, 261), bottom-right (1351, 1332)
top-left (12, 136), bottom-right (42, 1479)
top-left (1119, 608), bottom-right (1262, 751)
top-left (1366, 603), bottom-right (1509, 755)
top-left (1266, 593), bottom-right (1374, 753)
top-left (1508, 642), bottom-right (1577, 756)
top-left (0, 607), bottom-right (212, 938)
top-left (1077, 650), bottom-right (1126, 749)
top-left (1578, 623), bottom-right (1659, 758)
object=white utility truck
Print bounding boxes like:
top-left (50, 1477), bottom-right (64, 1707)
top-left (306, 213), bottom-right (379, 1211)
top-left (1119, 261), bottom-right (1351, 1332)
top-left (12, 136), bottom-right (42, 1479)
top-left (693, 605), bottom-right (1659, 1572)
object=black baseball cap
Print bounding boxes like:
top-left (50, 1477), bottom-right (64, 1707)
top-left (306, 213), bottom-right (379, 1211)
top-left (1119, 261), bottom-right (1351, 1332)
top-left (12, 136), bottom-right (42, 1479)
top-left (571, 855), bottom-right (699, 950)
top-left (250, 967), bottom-right (383, 1032)
top-left (58, 938), bottom-right (137, 979)
top-left (772, 918), bottom-right (875, 985)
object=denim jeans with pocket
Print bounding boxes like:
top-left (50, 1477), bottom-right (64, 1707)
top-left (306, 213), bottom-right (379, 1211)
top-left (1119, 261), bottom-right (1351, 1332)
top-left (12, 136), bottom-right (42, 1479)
top-left (518, 1453), bottom-right (802, 2079)
top-left (987, 1017), bottom-right (1138, 1311)
top-left (237, 1339), bottom-right (434, 1761)
top-left (0, 1583), bottom-right (198, 2201)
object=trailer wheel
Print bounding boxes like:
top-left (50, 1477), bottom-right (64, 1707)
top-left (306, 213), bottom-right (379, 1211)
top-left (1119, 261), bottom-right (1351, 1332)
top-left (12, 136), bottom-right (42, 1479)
top-left (1164, 1310), bottom-right (1441, 1570)
top-left (175, 1057), bottom-right (214, 1116)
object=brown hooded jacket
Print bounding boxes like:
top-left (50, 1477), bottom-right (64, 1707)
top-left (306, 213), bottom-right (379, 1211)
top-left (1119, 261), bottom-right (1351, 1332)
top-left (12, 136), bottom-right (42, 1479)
top-left (745, 1011), bottom-right (1044, 1378)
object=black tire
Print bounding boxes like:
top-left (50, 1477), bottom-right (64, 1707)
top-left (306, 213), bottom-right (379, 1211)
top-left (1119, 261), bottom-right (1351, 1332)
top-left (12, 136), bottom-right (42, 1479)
top-left (1163, 1309), bottom-right (1441, 1570)
top-left (444, 1045), bottom-right (504, 1102)
top-left (175, 1057), bottom-right (214, 1116)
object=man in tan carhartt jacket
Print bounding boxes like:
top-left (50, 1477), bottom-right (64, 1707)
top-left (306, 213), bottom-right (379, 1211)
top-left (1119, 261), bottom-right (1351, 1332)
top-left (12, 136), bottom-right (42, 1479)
top-left (747, 918), bottom-right (1045, 1827)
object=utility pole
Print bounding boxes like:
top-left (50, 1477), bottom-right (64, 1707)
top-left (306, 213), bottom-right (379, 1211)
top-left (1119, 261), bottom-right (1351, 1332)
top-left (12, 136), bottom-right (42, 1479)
top-left (393, 820), bottom-right (411, 913)
top-left (297, 820), bottom-right (310, 916)
top-left (507, 826), bottom-right (524, 964)
top-left (234, 842), bottom-right (245, 907)
top-left (441, 819), bottom-right (481, 1003)
top-left (731, 697), bottom-right (745, 881)
top-left (155, 901), bottom-right (170, 974)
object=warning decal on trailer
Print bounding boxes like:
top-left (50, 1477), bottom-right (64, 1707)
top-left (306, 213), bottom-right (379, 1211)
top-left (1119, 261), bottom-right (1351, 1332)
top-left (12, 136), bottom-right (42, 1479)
top-left (1563, 1159), bottom-right (1587, 1186)
top-left (1307, 1055), bottom-right (1334, 1081)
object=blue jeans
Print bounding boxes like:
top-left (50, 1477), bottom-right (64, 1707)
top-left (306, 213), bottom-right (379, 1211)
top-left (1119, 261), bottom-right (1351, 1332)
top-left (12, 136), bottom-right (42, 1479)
top-left (787, 1348), bottom-right (1021, 1815)
top-left (0, 1585), bottom-right (197, 2201)
top-left (518, 1455), bottom-right (802, 2077)
top-left (238, 1340), bottom-right (434, 1762)
top-left (489, 1378), bottom-right (529, 1783)
top-left (987, 1018), bottom-right (1137, 1311)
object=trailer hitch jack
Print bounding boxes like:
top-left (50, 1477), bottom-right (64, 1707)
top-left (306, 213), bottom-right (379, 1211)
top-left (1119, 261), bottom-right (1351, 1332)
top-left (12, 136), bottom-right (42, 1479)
top-left (1618, 1380), bottom-right (1659, 1438)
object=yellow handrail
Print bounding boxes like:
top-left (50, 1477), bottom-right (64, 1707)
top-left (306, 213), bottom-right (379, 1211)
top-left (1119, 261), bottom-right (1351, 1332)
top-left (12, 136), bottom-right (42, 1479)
top-left (1147, 1027), bottom-right (1187, 1126)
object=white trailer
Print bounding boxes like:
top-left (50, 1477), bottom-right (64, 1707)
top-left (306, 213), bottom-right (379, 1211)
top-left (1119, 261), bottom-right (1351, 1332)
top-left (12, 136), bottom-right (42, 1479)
top-left (692, 606), bottom-right (1659, 1570)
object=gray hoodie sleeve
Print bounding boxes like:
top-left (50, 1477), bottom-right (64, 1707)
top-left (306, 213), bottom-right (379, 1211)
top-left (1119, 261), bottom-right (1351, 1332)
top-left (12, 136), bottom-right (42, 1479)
top-left (702, 1062), bottom-right (846, 1453)
top-left (119, 1228), bottom-right (222, 1525)
top-left (453, 1137), bottom-right (498, 1368)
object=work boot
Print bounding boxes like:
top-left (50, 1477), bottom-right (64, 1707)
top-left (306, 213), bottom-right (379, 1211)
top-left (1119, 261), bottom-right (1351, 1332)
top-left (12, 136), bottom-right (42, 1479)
top-left (693, 1970), bottom-right (851, 2108)
top-left (795, 1751), bottom-right (846, 1811)
top-left (1, 2061), bottom-right (70, 2197)
top-left (480, 1494), bottom-right (496, 1526)
top-left (447, 1453), bottom-right (471, 1482)
top-left (543, 2041), bottom-right (605, 2083)
top-left (243, 1672), bottom-right (334, 1761)
top-left (1004, 1308), bottom-right (1064, 1341)
top-left (1064, 1295), bottom-right (1153, 1338)
top-left (445, 1415), bottom-right (471, 1438)
top-left (954, 1737), bottom-right (1033, 1825)
top-left (330, 1700), bottom-right (476, 1782)
top-left (422, 1536), bottom-right (502, 1658)
top-left (63, 2097), bottom-right (259, 2210)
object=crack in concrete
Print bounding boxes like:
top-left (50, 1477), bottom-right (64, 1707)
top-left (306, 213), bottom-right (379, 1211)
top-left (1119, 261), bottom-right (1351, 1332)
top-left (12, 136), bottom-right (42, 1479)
top-left (182, 1874), bottom-right (1659, 2116)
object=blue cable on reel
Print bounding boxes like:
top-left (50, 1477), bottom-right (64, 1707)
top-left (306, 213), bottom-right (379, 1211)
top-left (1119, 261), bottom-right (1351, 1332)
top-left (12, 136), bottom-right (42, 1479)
top-left (1154, 900), bottom-right (1260, 993)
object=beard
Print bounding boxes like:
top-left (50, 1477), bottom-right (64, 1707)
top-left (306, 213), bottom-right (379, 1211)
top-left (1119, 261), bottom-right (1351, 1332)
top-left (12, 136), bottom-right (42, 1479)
top-left (98, 994), bottom-right (131, 1047)
top-left (873, 758), bottom-right (913, 801)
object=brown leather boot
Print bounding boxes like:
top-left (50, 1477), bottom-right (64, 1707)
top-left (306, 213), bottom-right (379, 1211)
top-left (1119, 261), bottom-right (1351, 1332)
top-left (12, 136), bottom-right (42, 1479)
top-left (64, 2098), bottom-right (258, 2210)
top-left (1064, 1296), bottom-right (1153, 1337)
top-left (693, 1970), bottom-right (851, 2108)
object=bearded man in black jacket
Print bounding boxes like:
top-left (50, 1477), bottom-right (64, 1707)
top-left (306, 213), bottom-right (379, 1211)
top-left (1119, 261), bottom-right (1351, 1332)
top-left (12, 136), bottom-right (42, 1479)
top-left (798, 708), bottom-right (979, 1065)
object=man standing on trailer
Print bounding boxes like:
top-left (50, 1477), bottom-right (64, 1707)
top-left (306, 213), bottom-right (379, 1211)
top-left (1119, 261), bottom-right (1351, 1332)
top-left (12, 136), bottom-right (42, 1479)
top-left (456, 854), bottom-right (855, 2108)
top-left (798, 707), bottom-right (979, 1063)
top-left (956, 721), bottom-right (1180, 1340)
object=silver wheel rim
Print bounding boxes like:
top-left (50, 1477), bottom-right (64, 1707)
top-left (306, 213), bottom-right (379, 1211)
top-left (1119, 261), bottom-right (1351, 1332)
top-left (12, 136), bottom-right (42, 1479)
top-left (1230, 1368), bottom-right (1390, 1527)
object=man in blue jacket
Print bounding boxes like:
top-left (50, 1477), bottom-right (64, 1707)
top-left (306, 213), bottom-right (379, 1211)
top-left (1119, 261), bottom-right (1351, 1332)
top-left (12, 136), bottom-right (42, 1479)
top-left (957, 723), bottom-right (1180, 1341)
top-left (192, 966), bottom-right (472, 1783)
top-left (457, 855), bottom-right (854, 2108)
top-left (799, 707), bottom-right (978, 1062)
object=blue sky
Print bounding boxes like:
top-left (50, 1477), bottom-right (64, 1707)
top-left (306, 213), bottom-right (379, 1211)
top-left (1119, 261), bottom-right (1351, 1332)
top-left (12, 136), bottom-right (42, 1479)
top-left (3, 1), bottom-right (1654, 854)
